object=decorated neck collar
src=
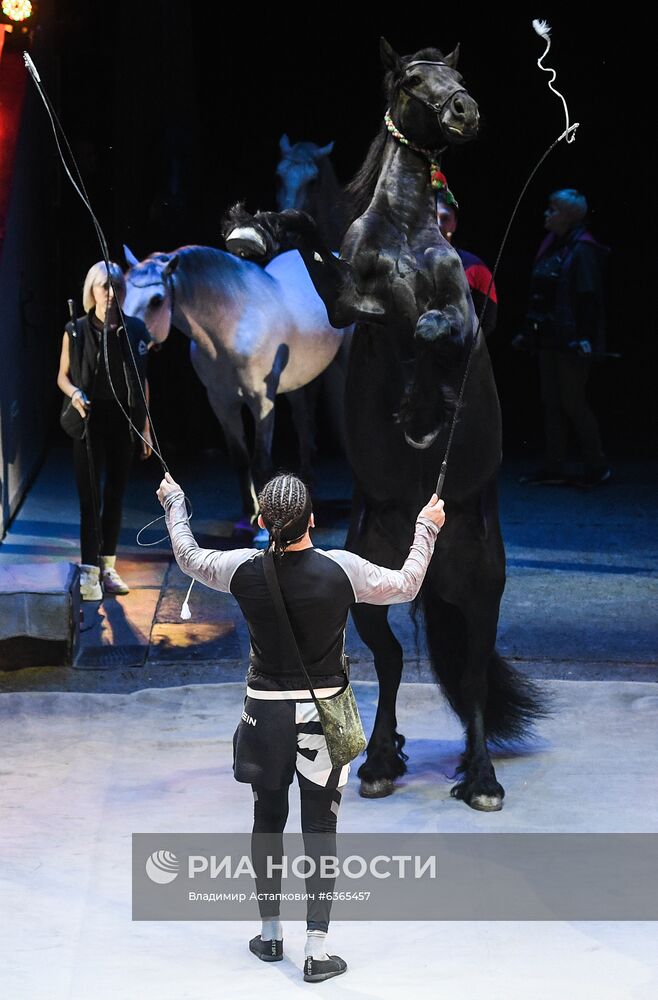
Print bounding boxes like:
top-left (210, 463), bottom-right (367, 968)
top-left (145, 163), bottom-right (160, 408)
top-left (384, 109), bottom-right (456, 204)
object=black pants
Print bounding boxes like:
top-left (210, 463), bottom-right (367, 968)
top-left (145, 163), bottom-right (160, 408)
top-left (539, 349), bottom-right (606, 472)
top-left (251, 774), bottom-right (343, 932)
top-left (72, 399), bottom-right (135, 565)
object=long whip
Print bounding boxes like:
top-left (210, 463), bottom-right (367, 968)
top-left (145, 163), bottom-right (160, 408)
top-left (435, 19), bottom-right (578, 498)
top-left (23, 52), bottom-right (196, 612)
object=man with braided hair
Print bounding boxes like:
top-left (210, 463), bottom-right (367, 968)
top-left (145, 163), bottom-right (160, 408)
top-left (158, 470), bottom-right (444, 983)
top-left (258, 472), bottom-right (313, 559)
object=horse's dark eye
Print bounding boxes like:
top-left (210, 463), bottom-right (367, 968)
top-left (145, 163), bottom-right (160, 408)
top-left (406, 74), bottom-right (422, 87)
top-left (149, 294), bottom-right (164, 308)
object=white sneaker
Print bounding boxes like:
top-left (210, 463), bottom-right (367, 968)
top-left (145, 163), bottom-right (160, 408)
top-left (100, 555), bottom-right (130, 595)
top-left (80, 564), bottom-right (103, 601)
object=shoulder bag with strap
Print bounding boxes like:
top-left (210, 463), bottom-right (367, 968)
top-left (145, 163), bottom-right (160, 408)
top-left (262, 551), bottom-right (367, 768)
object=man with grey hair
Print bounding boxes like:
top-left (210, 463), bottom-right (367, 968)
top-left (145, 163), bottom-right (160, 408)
top-left (514, 188), bottom-right (611, 487)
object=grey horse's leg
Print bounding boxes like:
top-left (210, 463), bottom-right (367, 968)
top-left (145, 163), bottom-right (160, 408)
top-left (206, 389), bottom-right (257, 525)
top-left (286, 385), bottom-right (318, 483)
top-left (247, 394), bottom-right (276, 495)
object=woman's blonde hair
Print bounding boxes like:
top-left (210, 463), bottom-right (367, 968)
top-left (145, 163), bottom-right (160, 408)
top-left (82, 261), bottom-right (126, 312)
top-left (550, 189), bottom-right (588, 225)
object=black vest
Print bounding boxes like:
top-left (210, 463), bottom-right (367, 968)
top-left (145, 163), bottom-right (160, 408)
top-left (64, 312), bottom-right (150, 439)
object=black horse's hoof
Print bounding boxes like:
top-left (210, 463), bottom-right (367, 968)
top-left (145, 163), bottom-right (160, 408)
top-left (450, 773), bottom-right (505, 811)
top-left (225, 226), bottom-right (268, 259)
top-left (468, 793), bottom-right (504, 812)
top-left (359, 778), bottom-right (395, 798)
top-left (404, 429), bottom-right (440, 450)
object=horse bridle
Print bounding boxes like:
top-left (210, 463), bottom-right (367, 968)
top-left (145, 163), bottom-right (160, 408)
top-left (128, 268), bottom-right (176, 316)
top-left (397, 59), bottom-right (469, 131)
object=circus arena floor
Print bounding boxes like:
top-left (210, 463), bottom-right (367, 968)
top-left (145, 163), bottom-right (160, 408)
top-left (1, 446), bottom-right (657, 1000)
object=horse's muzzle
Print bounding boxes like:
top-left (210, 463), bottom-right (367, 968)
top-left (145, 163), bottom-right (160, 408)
top-left (442, 93), bottom-right (479, 143)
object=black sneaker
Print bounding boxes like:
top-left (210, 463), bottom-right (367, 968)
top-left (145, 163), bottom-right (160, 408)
top-left (249, 934), bottom-right (283, 962)
top-left (572, 466), bottom-right (612, 488)
top-left (518, 467), bottom-right (567, 485)
top-left (303, 954), bottom-right (348, 983)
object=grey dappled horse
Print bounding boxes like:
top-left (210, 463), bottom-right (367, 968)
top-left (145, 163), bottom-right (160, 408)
top-left (124, 245), bottom-right (346, 528)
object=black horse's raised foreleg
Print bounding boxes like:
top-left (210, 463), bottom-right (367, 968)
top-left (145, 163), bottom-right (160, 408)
top-left (223, 206), bottom-right (386, 329)
top-left (398, 305), bottom-right (469, 449)
top-left (351, 602), bottom-right (409, 798)
top-left (223, 204), bottom-right (317, 263)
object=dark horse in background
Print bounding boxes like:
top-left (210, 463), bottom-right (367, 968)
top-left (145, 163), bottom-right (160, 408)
top-left (275, 135), bottom-right (353, 455)
top-left (225, 40), bottom-right (544, 810)
top-left (227, 134), bottom-right (353, 456)
top-left (275, 134), bottom-right (349, 249)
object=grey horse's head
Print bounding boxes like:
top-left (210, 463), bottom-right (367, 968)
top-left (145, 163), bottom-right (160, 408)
top-left (275, 135), bottom-right (335, 211)
top-left (123, 245), bottom-right (179, 344)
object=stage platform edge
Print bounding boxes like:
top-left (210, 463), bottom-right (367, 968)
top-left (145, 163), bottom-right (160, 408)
top-left (0, 562), bottom-right (80, 669)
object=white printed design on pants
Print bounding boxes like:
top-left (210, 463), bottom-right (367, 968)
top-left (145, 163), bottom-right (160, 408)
top-left (295, 701), bottom-right (350, 788)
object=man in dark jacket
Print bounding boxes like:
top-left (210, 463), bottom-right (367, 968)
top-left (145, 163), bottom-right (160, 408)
top-left (513, 189), bottom-right (611, 487)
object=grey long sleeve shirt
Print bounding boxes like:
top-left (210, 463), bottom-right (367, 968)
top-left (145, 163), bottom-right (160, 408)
top-left (163, 490), bottom-right (440, 690)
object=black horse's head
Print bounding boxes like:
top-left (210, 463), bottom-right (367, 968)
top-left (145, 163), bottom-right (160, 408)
top-left (381, 38), bottom-right (479, 150)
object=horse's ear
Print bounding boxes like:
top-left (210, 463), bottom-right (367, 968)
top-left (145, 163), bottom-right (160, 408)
top-left (279, 134), bottom-right (292, 155)
top-left (380, 37), bottom-right (402, 76)
top-left (443, 43), bottom-right (460, 69)
top-left (123, 244), bottom-right (140, 268)
top-left (315, 140), bottom-right (334, 159)
top-left (162, 254), bottom-right (180, 277)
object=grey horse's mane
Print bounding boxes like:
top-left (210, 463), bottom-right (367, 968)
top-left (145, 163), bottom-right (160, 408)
top-left (131, 245), bottom-right (266, 312)
top-left (170, 245), bottom-right (262, 308)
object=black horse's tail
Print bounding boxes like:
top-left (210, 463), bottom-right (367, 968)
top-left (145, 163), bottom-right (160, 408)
top-left (481, 649), bottom-right (551, 745)
top-left (420, 592), bottom-right (550, 745)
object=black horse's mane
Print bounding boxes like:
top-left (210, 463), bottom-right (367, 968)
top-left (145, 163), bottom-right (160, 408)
top-left (344, 47), bottom-right (446, 224)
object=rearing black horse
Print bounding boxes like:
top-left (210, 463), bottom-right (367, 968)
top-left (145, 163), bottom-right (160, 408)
top-left (225, 39), bottom-right (544, 811)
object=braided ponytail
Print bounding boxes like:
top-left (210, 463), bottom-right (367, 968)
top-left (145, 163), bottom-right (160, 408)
top-left (257, 472), bottom-right (312, 559)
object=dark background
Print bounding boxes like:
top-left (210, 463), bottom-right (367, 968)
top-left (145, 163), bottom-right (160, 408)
top-left (42, 4), bottom-right (655, 463)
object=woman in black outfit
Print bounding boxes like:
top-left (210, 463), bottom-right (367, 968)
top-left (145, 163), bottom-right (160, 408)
top-left (57, 261), bottom-right (153, 600)
top-left (514, 189), bottom-right (610, 487)
top-left (158, 469), bottom-right (445, 982)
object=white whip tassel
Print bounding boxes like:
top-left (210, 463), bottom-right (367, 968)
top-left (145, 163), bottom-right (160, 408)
top-left (532, 19), bottom-right (579, 143)
top-left (181, 578), bottom-right (194, 620)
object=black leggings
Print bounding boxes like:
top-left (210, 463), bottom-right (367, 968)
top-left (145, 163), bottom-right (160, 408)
top-left (251, 774), bottom-right (343, 932)
top-left (72, 399), bottom-right (135, 565)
